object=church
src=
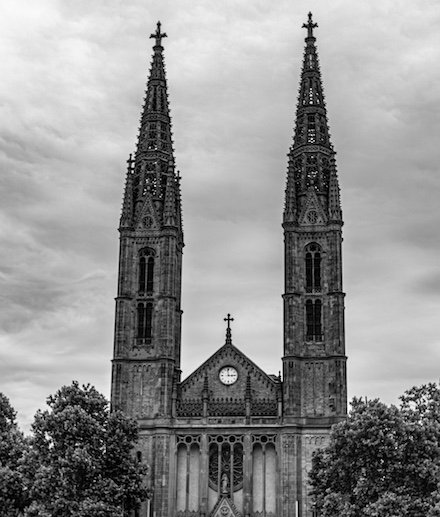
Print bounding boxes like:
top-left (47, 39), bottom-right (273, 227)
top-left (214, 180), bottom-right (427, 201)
top-left (110, 13), bottom-right (347, 517)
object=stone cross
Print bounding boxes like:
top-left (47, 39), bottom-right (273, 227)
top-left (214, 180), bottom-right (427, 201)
top-left (302, 12), bottom-right (318, 38)
top-left (224, 313), bottom-right (234, 330)
top-left (150, 21), bottom-right (167, 46)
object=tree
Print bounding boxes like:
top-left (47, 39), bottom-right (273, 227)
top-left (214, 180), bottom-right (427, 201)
top-left (310, 384), bottom-right (440, 517)
top-left (0, 392), bottom-right (29, 516)
top-left (22, 381), bottom-right (146, 517)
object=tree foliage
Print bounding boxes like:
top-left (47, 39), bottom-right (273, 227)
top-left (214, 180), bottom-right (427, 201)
top-left (22, 381), bottom-right (146, 517)
top-left (310, 383), bottom-right (440, 517)
top-left (0, 393), bottom-right (29, 516)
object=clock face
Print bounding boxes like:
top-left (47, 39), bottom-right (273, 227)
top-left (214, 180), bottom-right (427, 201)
top-left (219, 366), bottom-right (238, 385)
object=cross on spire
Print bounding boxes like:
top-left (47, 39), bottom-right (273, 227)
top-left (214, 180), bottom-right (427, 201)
top-left (224, 313), bottom-right (234, 344)
top-left (224, 313), bottom-right (234, 330)
top-left (150, 21), bottom-right (167, 47)
top-left (302, 12), bottom-right (318, 38)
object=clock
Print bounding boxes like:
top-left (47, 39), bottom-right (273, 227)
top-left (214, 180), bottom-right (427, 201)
top-left (219, 366), bottom-right (238, 385)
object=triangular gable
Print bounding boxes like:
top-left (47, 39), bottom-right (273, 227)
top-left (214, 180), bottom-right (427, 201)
top-left (298, 188), bottom-right (328, 226)
top-left (180, 341), bottom-right (278, 395)
top-left (210, 495), bottom-right (242, 517)
top-left (177, 341), bottom-right (280, 421)
top-left (135, 194), bottom-right (161, 230)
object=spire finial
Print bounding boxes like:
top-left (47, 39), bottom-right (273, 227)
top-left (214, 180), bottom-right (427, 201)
top-left (127, 153), bottom-right (133, 170)
top-left (224, 313), bottom-right (234, 344)
top-left (150, 21), bottom-right (167, 47)
top-left (302, 12), bottom-right (318, 39)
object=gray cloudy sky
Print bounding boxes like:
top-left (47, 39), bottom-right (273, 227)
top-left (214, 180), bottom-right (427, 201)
top-left (1, 0), bottom-right (439, 433)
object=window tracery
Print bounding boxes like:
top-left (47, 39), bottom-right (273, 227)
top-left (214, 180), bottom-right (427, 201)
top-left (306, 299), bottom-right (322, 341)
top-left (208, 436), bottom-right (244, 494)
top-left (305, 243), bottom-right (322, 292)
top-left (139, 248), bottom-right (155, 293)
top-left (137, 302), bottom-right (153, 340)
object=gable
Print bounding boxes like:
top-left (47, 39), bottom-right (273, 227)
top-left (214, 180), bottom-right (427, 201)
top-left (210, 495), bottom-right (241, 517)
top-left (135, 193), bottom-right (161, 230)
top-left (177, 342), bottom-right (280, 418)
top-left (298, 188), bottom-right (328, 226)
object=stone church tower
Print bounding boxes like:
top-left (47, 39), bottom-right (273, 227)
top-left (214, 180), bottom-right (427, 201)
top-left (111, 14), bottom-right (347, 517)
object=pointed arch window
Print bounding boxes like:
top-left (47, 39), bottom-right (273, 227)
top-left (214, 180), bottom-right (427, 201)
top-left (306, 299), bottom-right (322, 341)
top-left (145, 302), bottom-right (152, 339)
top-left (137, 302), bottom-right (153, 340)
top-left (137, 303), bottom-right (145, 338)
top-left (139, 257), bottom-right (146, 292)
top-left (305, 243), bottom-right (322, 292)
top-left (138, 248), bottom-right (155, 294)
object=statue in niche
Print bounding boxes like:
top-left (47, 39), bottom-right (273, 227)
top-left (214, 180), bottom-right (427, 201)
top-left (221, 472), bottom-right (229, 494)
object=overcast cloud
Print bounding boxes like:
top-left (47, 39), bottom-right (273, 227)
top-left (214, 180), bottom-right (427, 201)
top-left (0, 0), bottom-right (439, 432)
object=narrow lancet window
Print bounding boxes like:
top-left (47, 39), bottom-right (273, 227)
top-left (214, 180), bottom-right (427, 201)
top-left (139, 248), bottom-right (155, 293)
top-left (137, 303), bottom-right (145, 338)
top-left (306, 299), bottom-right (322, 341)
top-left (137, 303), bottom-right (153, 340)
top-left (139, 257), bottom-right (146, 292)
top-left (146, 257), bottom-right (154, 292)
top-left (146, 303), bottom-right (153, 339)
top-left (305, 244), bottom-right (322, 292)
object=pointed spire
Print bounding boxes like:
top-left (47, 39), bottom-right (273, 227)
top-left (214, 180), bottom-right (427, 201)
top-left (283, 153), bottom-right (297, 222)
top-left (294, 12), bottom-right (330, 143)
top-left (120, 154), bottom-right (134, 228)
top-left (124, 22), bottom-right (182, 231)
top-left (284, 14), bottom-right (341, 222)
top-left (328, 156), bottom-right (343, 222)
top-left (136, 21), bottom-right (173, 164)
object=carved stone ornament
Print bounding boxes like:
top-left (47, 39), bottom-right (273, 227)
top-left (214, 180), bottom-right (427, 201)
top-left (307, 210), bottom-right (318, 224)
top-left (142, 215), bottom-right (153, 228)
top-left (209, 495), bottom-right (242, 517)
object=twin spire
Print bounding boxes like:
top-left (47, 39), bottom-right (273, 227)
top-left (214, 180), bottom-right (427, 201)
top-left (120, 21), bottom-right (182, 233)
top-left (284, 12), bottom-right (342, 224)
top-left (121, 15), bottom-right (341, 231)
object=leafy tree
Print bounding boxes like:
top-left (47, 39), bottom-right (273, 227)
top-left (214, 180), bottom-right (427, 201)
top-left (310, 384), bottom-right (440, 517)
top-left (0, 392), bottom-right (29, 516)
top-left (22, 381), bottom-right (146, 517)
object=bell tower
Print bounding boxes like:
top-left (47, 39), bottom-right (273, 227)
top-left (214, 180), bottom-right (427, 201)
top-left (109, 15), bottom-right (347, 517)
top-left (282, 13), bottom-right (347, 422)
top-left (111, 21), bottom-right (183, 420)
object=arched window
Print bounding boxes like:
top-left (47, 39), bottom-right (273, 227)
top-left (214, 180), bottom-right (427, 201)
top-left (137, 302), bottom-right (153, 340)
top-left (208, 437), bottom-right (244, 496)
top-left (138, 248), bottom-right (155, 293)
top-left (137, 303), bottom-right (145, 338)
top-left (146, 257), bottom-right (154, 292)
top-left (145, 302), bottom-right (152, 339)
top-left (306, 299), bottom-right (322, 341)
top-left (305, 243), bottom-right (322, 292)
top-left (139, 257), bottom-right (146, 292)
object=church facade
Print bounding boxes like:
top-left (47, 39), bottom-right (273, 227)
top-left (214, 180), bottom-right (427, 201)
top-left (111, 14), bottom-right (347, 517)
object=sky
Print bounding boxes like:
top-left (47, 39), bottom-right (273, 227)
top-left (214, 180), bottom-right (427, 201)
top-left (0, 0), bottom-right (439, 433)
